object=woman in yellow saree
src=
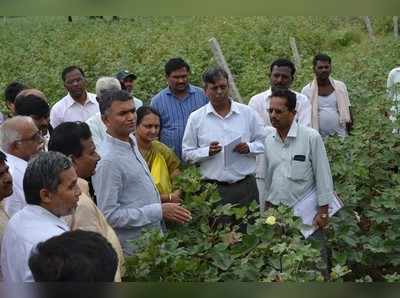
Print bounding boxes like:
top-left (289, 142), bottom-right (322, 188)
top-left (135, 106), bottom-right (182, 203)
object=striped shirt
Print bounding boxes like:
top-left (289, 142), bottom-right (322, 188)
top-left (150, 84), bottom-right (208, 159)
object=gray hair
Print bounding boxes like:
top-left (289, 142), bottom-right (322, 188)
top-left (0, 116), bottom-right (35, 152)
top-left (95, 77), bottom-right (121, 99)
top-left (23, 151), bottom-right (73, 205)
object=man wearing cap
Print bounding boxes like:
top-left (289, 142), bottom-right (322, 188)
top-left (116, 70), bottom-right (143, 109)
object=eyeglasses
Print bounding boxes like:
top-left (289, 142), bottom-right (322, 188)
top-left (17, 132), bottom-right (44, 144)
top-left (267, 108), bottom-right (289, 115)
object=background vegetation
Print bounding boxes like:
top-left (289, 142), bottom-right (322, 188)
top-left (1, 16), bottom-right (400, 281)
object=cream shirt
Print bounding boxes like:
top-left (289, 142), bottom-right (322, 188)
top-left (63, 178), bottom-right (125, 281)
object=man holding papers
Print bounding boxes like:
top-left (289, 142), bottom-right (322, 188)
top-left (262, 88), bottom-right (335, 278)
top-left (182, 67), bottom-right (265, 230)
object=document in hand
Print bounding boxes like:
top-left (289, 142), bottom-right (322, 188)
top-left (292, 188), bottom-right (344, 239)
top-left (223, 136), bottom-right (241, 169)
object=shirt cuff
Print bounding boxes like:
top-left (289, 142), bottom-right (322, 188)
top-left (142, 203), bottom-right (163, 222)
top-left (318, 192), bottom-right (335, 206)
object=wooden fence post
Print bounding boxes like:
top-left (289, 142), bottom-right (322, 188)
top-left (394, 16), bottom-right (399, 39)
top-left (209, 37), bottom-right (243, 103)
top-left (289, 37), bottom-right (301, 69)
top-left (362, 16), bottom-right (375, 41)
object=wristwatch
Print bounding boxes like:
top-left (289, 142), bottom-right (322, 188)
top-left (321, 214), bottom-right (328, 219)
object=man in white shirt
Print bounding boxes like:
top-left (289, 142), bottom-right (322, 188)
top-left (248, 58), bottom-right (311, 202)
top-left (1, 151), bottom-right (81, 282)
top-left (387, 65), bottom-right (400, 127)
top-left (50, 66), bottom-right (98, 128)
top-left (0, 151), bottom-right (13, 281)
top-left (0, 116), bottom-right (44, 217)
top-left (302, 54), bottom-right (352, 138)
top-left (116, 70), bottom-right (144, 109)
top-left (182, 67), bottom-right (265, 231)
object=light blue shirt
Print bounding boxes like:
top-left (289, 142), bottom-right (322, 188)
top-left (92, 134), bottom-right (162, 255)
top-left (262, 121), bottom-right (335, 207)
top-left (150, 84), bottom-right (208, 159)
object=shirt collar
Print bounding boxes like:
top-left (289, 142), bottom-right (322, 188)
top-left (105, 132), bottom-right (136, 150)
top-left (205, 99), bottom-right (240, 116)
top-left (4, 152), bottom-right (28, 170)
top-left (65, 92), bottom-right (95, 108)
top-left (166, 84), bottom-right (195, 96)
top-left (274, 120), bottom-right (298, 141)
top-left (26, 205), bottom-right (69, 231)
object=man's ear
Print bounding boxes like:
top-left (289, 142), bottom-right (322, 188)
top-left (39, 188), bottom-right (52, 204)
top-left (101, 114), bottom-right (110, 127)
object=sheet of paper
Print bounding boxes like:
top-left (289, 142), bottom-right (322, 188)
top-left (223, 136), bottom-right (241, 169)
top-left (293, 188), bottom-right (344, 239)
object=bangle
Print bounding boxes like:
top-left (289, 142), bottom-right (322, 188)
top-left (169, 193), bottom-right (172, 201)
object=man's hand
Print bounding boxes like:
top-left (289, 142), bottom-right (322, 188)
top-left (313, 205), bottom-right (329, 229)
top-left (233, 142), bottom-right (250, 154)
top-left (209, 141), bottom-right (222, 156)
top-left (162, 203), bottom-right (192, 224)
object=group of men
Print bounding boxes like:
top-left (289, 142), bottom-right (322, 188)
top-left (0, 54), bottom-right (352, 281)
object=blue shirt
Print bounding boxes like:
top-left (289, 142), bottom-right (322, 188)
top-left (92, 134), bottom-right (163, 255)
top-left (150, 84), bottom-right (208, 159)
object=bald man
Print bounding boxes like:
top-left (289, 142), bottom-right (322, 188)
top-left (0, 116), bottom-right (44, 217)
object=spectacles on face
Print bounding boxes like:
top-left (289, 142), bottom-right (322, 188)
top-left (17, 131), bottom-right (44, 144)
top-left (267, 108), bottom-right (289, 115)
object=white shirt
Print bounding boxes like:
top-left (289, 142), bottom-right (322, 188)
top-left (86, 97), bottom-right (143, 150)
top-left (387, 67), bottom-right (400, 101)
top-left (182, 101), bottom-right (266, 183)
top-left (50, 92), bottom-right (98, 128)
top-left (248, 88), bottom-right (311, 179)
top-left (262, 121), bottom-right (335, 207)
top-left (1, 205), bottom-right (70, 282)
top-left (3, 153), bottom-right (27, 218)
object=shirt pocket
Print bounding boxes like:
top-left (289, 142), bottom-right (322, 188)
top-left (289, 160), bottom-right (310, 181)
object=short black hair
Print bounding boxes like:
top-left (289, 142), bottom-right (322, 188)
top-left (202, 67), bottom-right (229, 86)
top-left (165, 58), bottom-right (190, 76)
top-left (48, 122), bottom-right (92, 158)
top-left (271, 89), bottom-right (297, 112)
top-left (136, 106), bottom-right (161, 126)
top-left (61, 66), bottom-right (85, 82)
top-left (270, 58), bottom-right (296, 77)
top-left (313, 53), bottom-right (332, 67)
top-left (29, 230), bottom-right (118, 282)
top-left (0, 151), bottom-right (6, 163)
top-left (99, 89), bottom-right (132, 116)
top-left (15, 94), bottom-right (50, 118)
top-left (4, 81), bottom-right (28, 104)
top-left (23, 152), bottom-right (73, 205)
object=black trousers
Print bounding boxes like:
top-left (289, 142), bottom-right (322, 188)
top-left (207, 175), bottom-right (259, 233)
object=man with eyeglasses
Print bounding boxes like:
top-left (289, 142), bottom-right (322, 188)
top-left (261, 89), bottom-right (334, 278)
top-left (248, 58), bottom-right (311, 206)
top-left (50, 66), bottom-right (98, 129)
top-left (0, 116), bottom-right (44, 218)
top-left (14, 89), bottom-right (52, 150)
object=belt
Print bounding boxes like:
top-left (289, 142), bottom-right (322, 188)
top-left (204, 175), bottom-right (251, 186)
